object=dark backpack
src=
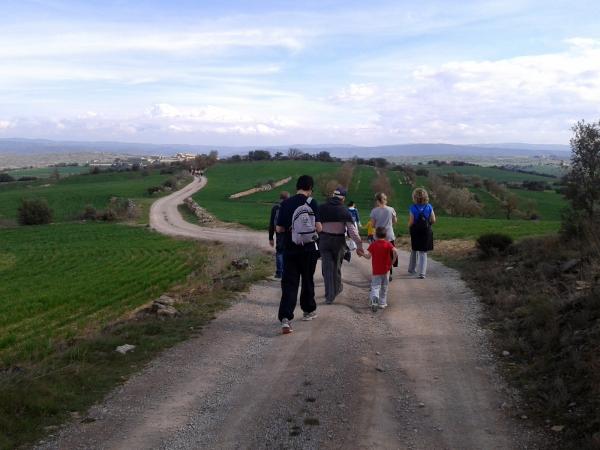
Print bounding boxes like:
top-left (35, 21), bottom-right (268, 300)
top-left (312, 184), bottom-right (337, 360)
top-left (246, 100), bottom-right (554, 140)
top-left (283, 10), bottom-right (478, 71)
top-left (412, 205), bottom-right (431, 233)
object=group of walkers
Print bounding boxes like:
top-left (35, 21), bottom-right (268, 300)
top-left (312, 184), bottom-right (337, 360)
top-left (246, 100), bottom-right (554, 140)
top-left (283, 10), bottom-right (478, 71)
top-left (268, 174), bottom-right (436, 334)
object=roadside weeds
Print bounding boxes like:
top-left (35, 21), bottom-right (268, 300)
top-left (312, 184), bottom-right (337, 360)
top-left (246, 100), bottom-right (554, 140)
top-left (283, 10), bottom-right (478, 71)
top-left (433, 235), bottom-right (599, 449)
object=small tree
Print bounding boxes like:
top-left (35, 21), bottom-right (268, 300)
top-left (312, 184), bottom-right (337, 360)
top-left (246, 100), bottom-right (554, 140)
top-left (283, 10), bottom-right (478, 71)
top-left (566, 119), bottom-right (600, 219)
top-left (0, 173), bottom-right (15, 183)
top-left (501, 193), bottom-right (520, 219)
top-left (18, 198), bottom-right (53, 225)
top-left (287, 148), bottom-right (304, 159)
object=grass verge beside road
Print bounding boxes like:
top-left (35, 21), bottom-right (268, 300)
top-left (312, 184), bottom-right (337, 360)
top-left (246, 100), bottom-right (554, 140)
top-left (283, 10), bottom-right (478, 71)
top-left (0, 225), bottom-right (270, 449)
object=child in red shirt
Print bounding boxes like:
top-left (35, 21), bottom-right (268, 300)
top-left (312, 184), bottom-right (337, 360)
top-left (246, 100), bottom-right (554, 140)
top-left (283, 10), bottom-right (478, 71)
top-left (363, 227), bottom-right (398, 309)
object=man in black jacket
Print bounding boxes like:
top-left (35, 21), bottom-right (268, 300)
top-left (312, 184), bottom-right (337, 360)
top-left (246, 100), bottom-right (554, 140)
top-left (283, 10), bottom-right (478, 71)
top-left (268, 191), bottom-right (289, 278)
top-left (275, 175), bottom-right (322, 334)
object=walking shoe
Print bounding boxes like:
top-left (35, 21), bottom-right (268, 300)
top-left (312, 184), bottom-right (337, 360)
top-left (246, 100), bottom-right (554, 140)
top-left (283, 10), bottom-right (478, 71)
top-left (370, 296), bottom-right (379, 312)
top-left (418, 274), bottom-right (426, 279)
top-left (302, 311), bottom-right (318, 321)
top-left (281, 318), bottom-right (292, 334)
top-left (379, 303), bottom-right (388, 309)
top-left (274, 273), bottom-right (282, 279)
top-left (388, 274), bottom-right (393, 282)
top-left (408, 270), bottom-right (416, 274)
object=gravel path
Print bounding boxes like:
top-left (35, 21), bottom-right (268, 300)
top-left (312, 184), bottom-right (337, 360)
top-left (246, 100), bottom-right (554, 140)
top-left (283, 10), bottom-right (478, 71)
top-left (37, 178), bottom-right (545, 449)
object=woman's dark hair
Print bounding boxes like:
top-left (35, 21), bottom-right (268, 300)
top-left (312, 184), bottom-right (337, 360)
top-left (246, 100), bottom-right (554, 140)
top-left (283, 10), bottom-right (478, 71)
top-left (296, 175), bottom-right (314, 191)
top-left (348, 201), bottom-right (355, 207)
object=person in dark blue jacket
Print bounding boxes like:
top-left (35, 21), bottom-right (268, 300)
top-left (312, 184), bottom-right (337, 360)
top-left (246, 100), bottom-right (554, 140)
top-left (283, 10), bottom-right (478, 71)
top-left (268, 191), bottom-right (289, 278)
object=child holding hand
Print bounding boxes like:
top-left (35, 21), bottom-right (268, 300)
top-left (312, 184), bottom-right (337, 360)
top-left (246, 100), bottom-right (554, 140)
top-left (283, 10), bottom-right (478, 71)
top-left (362, 227), bottom-right (398, 309)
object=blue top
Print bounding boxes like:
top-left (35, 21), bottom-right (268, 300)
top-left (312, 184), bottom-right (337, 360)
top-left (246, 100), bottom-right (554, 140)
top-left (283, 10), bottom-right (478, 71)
top-left (348, 207), bottom-right (360, 224)
top-left (409, 203), bottom-right (433, 221)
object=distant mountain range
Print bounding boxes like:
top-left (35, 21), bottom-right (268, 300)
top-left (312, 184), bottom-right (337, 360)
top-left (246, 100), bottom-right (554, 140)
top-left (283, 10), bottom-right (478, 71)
top-left (0, 138), bottom-right (571, 159)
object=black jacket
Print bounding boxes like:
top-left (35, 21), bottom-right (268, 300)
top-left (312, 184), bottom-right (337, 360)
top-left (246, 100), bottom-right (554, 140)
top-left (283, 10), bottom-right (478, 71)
top-left (318, 197), bottom-right (353, 225)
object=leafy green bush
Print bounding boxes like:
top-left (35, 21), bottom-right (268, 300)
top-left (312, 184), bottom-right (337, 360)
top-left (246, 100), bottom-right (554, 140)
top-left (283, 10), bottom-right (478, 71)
top-left (17, 198), bottom-right (53, 225)
top-left (476, 233), bottom-right (513, 257)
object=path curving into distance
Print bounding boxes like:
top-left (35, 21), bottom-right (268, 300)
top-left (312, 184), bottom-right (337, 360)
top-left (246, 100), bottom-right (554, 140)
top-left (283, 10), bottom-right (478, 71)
top-left (149, 175), bottom-right (271, 251)
top-left (39, 176), bottom-right (546, 449)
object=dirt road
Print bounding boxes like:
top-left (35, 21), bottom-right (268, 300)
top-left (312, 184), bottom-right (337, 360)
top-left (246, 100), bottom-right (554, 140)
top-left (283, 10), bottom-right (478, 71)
top-left (149, 176), bottom-right (271, 250)
top-left (39, 178), bottom-right (542, 449)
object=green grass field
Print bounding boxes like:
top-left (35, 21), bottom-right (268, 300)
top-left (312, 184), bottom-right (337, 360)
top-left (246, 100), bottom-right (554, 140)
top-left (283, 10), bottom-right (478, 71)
top-left (417, 164), bottom-right (557, 183)
top-left (0, 223), bottom-right (194, 365)
top-left (388, 170), bottom-right (414, 214)
top-left (0, 170), bottom-right (173, 222)
top-left (4, 166), bottom-right (89, 179)
top-left (393, 216), bottom-right (561, 240)
top-left (193, 160), bottom-right (340, 229)
top-left (348, 165), bottom-right (377, 221)
top-left (190, 161), bottom-right (563, 240)
top-left (509, 188), bottom-right (567, 221)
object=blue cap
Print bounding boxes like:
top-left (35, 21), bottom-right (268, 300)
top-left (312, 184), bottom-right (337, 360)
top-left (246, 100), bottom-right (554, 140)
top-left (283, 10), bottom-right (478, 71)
top-left (333, 186), bottom-right (347, 197)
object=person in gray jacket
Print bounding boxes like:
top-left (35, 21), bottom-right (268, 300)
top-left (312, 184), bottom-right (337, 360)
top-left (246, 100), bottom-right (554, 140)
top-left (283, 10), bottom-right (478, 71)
top-left (318, 187), bottom-right (365, 304)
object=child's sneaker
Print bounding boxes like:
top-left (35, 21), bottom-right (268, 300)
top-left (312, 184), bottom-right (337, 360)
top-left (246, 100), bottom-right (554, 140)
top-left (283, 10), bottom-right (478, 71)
top-left (370, 295), bottom-right (379, 312)
top-left (281, 318), bottom-right (292, 334)
top-left (302, 311), bottom-right (317, 321)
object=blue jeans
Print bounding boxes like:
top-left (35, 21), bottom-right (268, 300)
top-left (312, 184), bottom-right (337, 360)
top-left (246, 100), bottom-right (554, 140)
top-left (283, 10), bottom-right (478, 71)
top-left (275, 250), bottom-right (284, 277)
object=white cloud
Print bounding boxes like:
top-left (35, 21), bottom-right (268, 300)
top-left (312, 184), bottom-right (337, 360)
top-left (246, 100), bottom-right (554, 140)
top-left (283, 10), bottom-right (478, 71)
top-left (336, 37), bottom-right (600, 143)
top-left (0, 28), bottom-right (305, 60)
top-left (332, 83), bottom-right (379, 102)
top-left (0, 120), bottom-right (12, 130)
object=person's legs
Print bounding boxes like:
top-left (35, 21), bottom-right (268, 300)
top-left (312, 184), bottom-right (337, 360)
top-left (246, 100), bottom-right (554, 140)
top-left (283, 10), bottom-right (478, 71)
top-left (319, 235), bottom-right (336, 303)
top-left (278, 252), bottom-right (300, 322)
top-left (379, 275), bottom-right (390, 306)
top-left (299, 251), bottom-right (318, 313)
top-left (275, 233), bottom-right (285, 277)
top-left (275, 250), bottom-right (284, 277)
top-left (332, 237), bottom-right (347, 300)
top-left (417, 251), bottom-right (428, 277)
top-left (408, 250), bottom-right (417, 273)
top-left (370, 275), bottom-right (382, 304)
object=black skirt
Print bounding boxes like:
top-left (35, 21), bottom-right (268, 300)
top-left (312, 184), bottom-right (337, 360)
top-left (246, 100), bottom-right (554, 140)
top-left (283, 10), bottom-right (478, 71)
top-left (410, 225), bottom-right (433, 252)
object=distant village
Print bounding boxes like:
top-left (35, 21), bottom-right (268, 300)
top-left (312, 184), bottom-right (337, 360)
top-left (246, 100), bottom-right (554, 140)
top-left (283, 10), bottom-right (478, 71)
top-left (89, 152), bottom-right (199, 170)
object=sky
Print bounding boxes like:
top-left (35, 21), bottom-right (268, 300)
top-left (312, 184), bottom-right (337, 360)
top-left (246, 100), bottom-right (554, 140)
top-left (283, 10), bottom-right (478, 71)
top-left (1, 0), bottom-right (600, 146)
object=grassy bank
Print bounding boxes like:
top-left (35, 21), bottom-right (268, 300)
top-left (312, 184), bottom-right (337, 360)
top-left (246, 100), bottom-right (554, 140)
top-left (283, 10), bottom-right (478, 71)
top-left (0, 227), bottom-right (270, 449)
top-left (0, 223), bottom-right (193, 366)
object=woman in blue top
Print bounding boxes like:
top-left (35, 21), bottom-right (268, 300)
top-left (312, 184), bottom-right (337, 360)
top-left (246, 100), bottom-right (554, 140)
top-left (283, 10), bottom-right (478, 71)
top-left (408, 188), bottom-right (436, 278)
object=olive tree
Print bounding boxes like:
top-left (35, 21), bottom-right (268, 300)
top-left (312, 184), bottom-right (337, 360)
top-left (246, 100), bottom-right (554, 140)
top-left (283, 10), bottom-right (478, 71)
top-left (566, 120), bottom-right (600, 219)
